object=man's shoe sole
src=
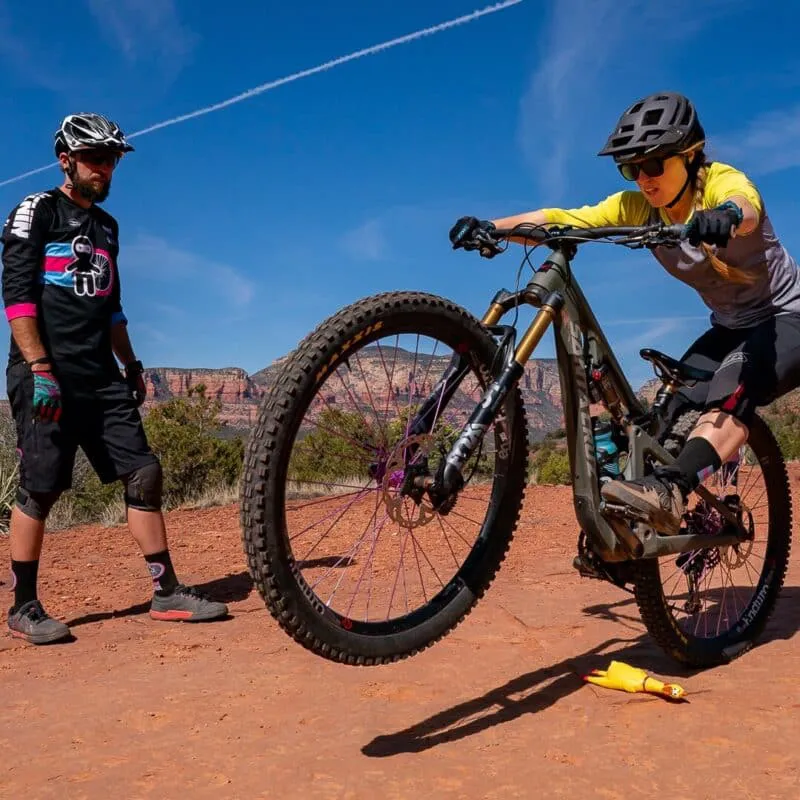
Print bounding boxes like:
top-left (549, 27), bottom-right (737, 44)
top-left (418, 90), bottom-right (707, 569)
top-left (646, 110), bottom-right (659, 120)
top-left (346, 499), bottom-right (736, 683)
top-left (9, 626), bottom-right (71, 645)
top-left (149, 607), bottom-right (228, 622)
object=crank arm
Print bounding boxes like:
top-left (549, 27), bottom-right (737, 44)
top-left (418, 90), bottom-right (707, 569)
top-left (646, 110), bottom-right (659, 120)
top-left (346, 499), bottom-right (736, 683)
top-left (642, 531), bottom-right (745, 558)
top-left (601, 501), bottom-right (749, 557)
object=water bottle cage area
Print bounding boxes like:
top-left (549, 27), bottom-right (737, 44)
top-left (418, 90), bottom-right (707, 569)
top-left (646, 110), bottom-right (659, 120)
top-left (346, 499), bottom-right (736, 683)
top-left (592, 420), bottom-right (622, 480)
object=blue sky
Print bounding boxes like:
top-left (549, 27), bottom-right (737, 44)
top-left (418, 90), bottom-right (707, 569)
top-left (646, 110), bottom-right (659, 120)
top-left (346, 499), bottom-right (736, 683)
top-left (1, 0), bottom-right (799, 396)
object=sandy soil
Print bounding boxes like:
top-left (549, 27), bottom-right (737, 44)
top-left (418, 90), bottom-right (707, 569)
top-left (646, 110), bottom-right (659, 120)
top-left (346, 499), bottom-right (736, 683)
top-left (1, 470), bottom-right (799, 799)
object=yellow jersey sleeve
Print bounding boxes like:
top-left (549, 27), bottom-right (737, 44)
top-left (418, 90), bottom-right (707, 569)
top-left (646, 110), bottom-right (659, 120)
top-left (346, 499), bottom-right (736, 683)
top-left (703, 161), bottom-right (763, 219)
top-left (540, 191), bottom-right (652, 228)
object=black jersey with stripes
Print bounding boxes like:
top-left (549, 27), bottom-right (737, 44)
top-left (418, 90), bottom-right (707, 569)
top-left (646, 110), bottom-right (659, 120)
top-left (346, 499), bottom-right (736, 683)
top-left (1, 188), bottom-right (127, 393)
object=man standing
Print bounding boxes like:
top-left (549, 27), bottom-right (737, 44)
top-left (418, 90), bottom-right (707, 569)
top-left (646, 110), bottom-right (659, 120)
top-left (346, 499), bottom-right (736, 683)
top-left (2, 113), bottom-right (228, 644)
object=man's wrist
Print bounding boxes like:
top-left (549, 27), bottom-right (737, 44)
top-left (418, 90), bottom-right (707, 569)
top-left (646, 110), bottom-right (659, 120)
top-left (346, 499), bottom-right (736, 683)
top-left (27, 356), bottom-right (52, 373)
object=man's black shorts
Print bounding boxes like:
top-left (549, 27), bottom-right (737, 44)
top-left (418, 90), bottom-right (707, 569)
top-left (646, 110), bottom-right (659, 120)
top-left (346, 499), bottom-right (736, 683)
top-left (7, 363), bottom-right (158, 494)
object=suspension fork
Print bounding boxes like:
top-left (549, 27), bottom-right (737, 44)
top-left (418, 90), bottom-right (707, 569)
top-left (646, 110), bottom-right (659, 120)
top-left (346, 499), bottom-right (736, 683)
top-left (405, 298), bottom-right (512, 439)
top-left (436, 292), bottom-right (565, 494)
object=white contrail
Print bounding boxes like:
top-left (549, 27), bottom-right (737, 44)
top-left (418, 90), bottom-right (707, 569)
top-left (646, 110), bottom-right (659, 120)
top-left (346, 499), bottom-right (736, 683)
top-left (0, 1), bottom-right (523, 189)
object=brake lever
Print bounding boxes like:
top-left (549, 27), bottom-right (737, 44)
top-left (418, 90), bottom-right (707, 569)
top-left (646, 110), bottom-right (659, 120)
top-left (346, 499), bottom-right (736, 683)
top-left (473, 232), bottom-right (503, 259)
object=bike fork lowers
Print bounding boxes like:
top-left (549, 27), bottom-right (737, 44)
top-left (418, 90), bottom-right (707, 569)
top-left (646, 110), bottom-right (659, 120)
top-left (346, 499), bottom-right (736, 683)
top-left (438, 292), bottom-right (565, 495)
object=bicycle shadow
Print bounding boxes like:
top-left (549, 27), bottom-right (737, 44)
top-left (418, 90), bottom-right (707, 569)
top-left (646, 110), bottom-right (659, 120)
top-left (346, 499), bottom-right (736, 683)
top-left (581, 585), bottom-right (800, 647)
top-left (361, 632), bottom-right (682, 759)
top-left (65, 570), bottom-right (254, 628)
top-left (362, 586), bottom-right (800, 759)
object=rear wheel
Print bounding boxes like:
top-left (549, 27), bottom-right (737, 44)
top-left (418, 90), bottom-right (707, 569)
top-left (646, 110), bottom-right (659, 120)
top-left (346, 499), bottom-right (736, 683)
top-left (240, 291), bottom-right (529, 665)
top-left (633, 411), bottom-right (792, 667)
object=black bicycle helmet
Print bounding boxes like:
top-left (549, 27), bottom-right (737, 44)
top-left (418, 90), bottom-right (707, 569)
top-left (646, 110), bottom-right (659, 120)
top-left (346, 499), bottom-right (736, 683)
top-left (54, 113), bottom-right (135, 157)
top-left (597, 92), bottom-right (705, 163)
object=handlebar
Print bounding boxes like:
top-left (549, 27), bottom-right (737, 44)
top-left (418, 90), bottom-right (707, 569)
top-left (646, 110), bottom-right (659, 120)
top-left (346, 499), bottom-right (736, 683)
top-left (468, 221), bottom-right (689, 257)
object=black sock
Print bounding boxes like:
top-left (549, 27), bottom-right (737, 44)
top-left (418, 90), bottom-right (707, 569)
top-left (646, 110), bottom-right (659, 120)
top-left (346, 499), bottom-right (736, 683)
top-left (144, 550), bottom-right (179, 596)
top-left (658, 437), bottom-right (722, 497)
top-left (11, 559), bottom-right (39, 610)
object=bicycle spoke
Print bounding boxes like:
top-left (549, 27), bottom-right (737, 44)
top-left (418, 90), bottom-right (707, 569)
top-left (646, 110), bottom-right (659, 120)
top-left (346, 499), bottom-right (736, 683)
top-left (276, 324), bottom-right (510, 628)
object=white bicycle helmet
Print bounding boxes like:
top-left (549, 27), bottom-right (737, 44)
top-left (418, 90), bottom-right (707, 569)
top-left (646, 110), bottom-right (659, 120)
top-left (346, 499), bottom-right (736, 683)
top-left (54, 113), bottom-right (135, 157)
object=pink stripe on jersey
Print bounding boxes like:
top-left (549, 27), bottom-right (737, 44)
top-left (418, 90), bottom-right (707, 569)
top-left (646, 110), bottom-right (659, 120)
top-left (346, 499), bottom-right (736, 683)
top-left (43, 255), bottom-right (73, 272)
top-left (5, 303), bottom-right (37, 320)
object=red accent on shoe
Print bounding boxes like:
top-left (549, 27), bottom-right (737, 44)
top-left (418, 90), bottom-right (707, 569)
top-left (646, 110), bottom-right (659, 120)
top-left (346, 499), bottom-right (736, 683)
top-left (149, 609), bottom-right (195, 621)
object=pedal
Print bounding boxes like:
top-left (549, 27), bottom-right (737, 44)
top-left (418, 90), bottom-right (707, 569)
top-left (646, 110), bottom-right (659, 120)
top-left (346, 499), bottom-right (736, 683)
top-left (572, 545), bottom-right (635, 591)
top-left (572, 553), bottom-right (606, 580)
top-left (600, 500), bottom-right (650, 524)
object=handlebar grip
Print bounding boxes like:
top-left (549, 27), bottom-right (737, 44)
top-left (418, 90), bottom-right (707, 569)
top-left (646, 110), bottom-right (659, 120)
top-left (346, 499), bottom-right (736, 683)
top-left (661, 223), bottom-right (688, 239)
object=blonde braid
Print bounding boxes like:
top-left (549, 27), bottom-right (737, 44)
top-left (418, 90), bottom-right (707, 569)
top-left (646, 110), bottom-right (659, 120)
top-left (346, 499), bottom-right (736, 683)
top-left (692, 155), bottom-right (758, 285)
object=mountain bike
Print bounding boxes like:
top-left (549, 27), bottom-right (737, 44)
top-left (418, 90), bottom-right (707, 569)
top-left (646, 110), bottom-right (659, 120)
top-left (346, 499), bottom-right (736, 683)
top-left (240, 221), bottom-right (792, 668)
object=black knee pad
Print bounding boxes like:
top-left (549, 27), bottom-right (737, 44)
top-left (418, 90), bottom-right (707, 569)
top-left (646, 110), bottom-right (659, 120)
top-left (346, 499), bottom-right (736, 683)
top-left (122, 461), bottom-right (163, 511)
top-left (16, 487), bottom-right (61, 521)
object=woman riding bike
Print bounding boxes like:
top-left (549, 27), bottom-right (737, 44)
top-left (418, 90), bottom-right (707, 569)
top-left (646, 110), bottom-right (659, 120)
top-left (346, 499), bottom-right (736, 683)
top-left (450, 91), bottom-right (800, 535)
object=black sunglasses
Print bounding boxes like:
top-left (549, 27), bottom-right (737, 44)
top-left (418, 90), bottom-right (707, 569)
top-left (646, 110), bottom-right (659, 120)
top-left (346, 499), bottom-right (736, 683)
top-left (617, 157), bottom-right (665, 181)
top-left (75, 150), bottom-right (121, 168)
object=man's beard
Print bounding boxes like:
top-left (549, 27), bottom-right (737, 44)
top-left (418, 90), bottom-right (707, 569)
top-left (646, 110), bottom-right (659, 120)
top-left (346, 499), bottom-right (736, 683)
top-left (71, 174), bottom-right (111, 203)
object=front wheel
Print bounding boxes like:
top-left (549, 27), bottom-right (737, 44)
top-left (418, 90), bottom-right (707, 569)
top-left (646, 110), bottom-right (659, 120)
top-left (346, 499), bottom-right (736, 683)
top-left (240, 291), bottom-right (529, 665)
top-left (632, 411), bottom-right (792, 667)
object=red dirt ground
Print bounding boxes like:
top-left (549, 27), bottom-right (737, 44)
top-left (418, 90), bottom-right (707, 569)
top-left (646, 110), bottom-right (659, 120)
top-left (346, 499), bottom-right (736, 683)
top-left (2, 469), bottom-right (800, 799)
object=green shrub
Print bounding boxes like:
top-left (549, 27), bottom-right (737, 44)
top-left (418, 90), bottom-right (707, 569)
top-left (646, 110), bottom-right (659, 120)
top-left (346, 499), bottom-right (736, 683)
top-left (528, 442), bottom-right (572, 485)
top-left (287, 407), bottom-right (374, 483)
top-left (536, 450), bottom-right (572, 485)
top-left (143, 383), bottom-right (244, 506)
top-left (0, 383), bottom-right (245, 532)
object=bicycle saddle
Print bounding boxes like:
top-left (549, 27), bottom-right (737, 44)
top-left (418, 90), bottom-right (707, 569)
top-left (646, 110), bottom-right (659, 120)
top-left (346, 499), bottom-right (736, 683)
top-left (639, 348), bottom-right (714, 386)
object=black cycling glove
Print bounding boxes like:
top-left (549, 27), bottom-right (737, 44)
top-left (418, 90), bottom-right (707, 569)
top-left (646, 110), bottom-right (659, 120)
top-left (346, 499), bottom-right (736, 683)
top-left (449, 216), bottom-right (496, 250)
top-left (686, 201), bottom-right (744, 248)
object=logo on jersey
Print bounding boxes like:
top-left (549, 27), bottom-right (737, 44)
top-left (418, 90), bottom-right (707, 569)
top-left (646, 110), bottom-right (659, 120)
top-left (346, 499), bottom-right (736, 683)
top-left (9, 193), bottom-right (47, 240)
top-left (42, 235), bottom-right (114, 298)
top-left (65, 235), bottom-right (113, 297)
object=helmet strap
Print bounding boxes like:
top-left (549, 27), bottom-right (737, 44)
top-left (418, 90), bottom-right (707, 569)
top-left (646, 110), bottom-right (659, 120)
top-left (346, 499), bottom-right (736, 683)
top-left (664, 150), bottom-right (702, 209)
top-left (64, 156), bottom-right (78, 186)
top-left (63, 155), bottom-right (101, 203)
top-left (665, 172), bottom-right (692, 209)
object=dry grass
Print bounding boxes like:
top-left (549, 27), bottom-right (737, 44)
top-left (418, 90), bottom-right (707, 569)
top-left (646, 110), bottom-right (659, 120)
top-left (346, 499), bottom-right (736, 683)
top-left (0, 478), bottom-right (242, 534)
top-left (0, 462), bottom-right (18, 535)
top-left (286, 475), bottom-right (376, 500)
top-left (181, 480), bottom-right (241, 510)
top-left (46, 497), bottom-right (81, 531)
top-left (100, 499), bottom-right (129, 528)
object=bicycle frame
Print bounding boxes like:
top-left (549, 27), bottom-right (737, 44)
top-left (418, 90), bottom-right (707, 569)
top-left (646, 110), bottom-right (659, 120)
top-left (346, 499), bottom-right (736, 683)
top-left (415, 237), bottom-right (748, 564)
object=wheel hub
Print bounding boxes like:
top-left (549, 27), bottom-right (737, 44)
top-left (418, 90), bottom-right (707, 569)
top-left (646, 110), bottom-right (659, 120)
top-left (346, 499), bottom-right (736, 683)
top-left (381, 434), bottom-right (436, 529)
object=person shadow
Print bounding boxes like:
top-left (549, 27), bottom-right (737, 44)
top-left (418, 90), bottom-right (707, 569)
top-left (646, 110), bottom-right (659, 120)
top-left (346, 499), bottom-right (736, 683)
top-left (361, 585), bottom-right (800, 758)
top-left (62, 553), bottom-right (355, 629)
top-left (65, 570), bottom-right (255, 628)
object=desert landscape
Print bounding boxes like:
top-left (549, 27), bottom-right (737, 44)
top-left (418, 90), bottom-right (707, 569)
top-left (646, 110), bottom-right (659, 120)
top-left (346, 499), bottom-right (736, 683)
top-left (2, 470), bottom-right (798, 799)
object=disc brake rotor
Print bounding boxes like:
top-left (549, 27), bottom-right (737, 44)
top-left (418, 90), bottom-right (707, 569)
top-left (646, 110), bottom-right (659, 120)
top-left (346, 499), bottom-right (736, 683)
top-left (381, 434), bottom-right (437, 529)
top-left (720, 504), bottom-right (755, 569)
